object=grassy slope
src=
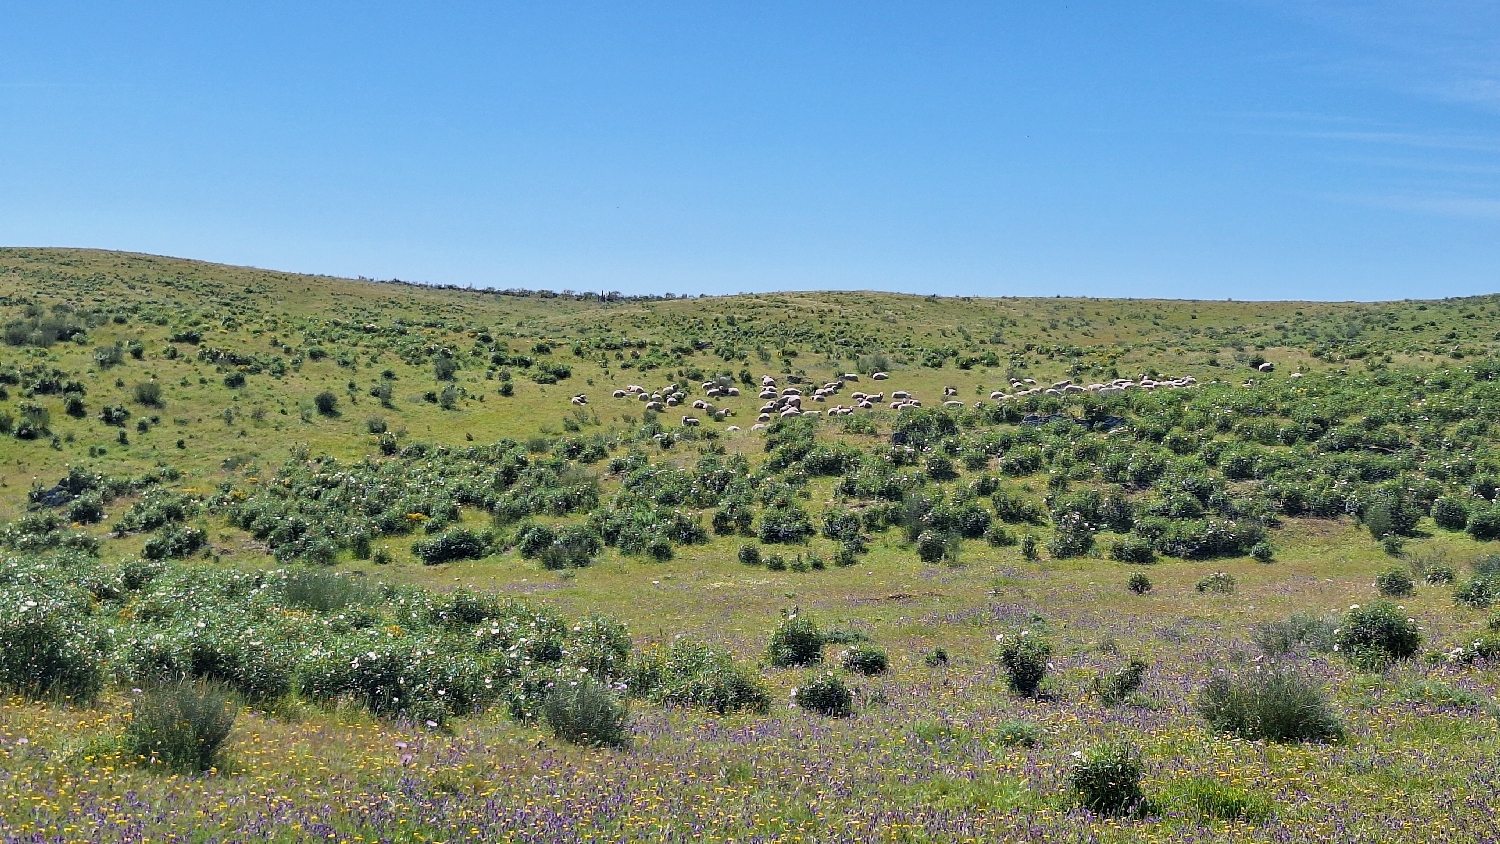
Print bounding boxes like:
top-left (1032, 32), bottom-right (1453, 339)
top-left (4, 247), bottom-right (1500, 840)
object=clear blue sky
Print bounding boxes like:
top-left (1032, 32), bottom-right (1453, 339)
top-left (2, 2), bottom-right (1498, 300)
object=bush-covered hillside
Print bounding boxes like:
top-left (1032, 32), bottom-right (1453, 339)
top-left (5, 248), bottom-right (1500, 842)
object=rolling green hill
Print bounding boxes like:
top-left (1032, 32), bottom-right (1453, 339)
top-left (5, 247), bottom-right (1500, 842)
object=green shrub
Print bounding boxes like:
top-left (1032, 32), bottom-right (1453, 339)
top-left (1425, 564), bottom-right (1457, 585)
top-left (124, 682), bottom-right (236, 772)
top-left (997, 632), bottom-right (1050, 697)
top-left (412, 528), bottom-right (488, 565)
top-left (915, 530), bottom-right (949, 563)
top-left (1251, 613), bottom-right (1336, 656)
top-left (758, 503), bottom-right (814, 544)
top-left (793, 672), bottom-right (852, 717)
top-left (840, 645), bottom-right (889, 676)
top-left (1196, 666), bottom-right (1342, 743)
top-left (1469, 505), bottom-right (1500, 541)
top-left (923, 647), bottom-right (949, 667)
top-left (0, 593), bottom-right (105, 704)
top-left (1433, 496), bottom-right (1471, 531)
top-left (540, 678), bottom-right (631, 748)
top-left (1195, 572), bottom-right (1236, 594)
top-left (1335, 601), bottom-right (1421, 666)
top-left (132, 381), bottom-right (164, 407)
top-left (1375, 567), bottom-right (1414, 597)
top-left (313, 390), bottom-right (339, 416)
top-left (737, 543), bottom-right (761, 566)
top-left (767, 609), bottom-right (823, 668)
top-left (627, 638), bottom-right (769, 714)
top-left (1068, 740), bottom-right (1145, 816)
top-left (1126, 572), bottom-right (1152, 594)
top-left (1020, 533), bottom-right (1039, 561)
top-left (1455, 576), bottom-right (1499, 608)
top-left (1109, 536), bottom-right (1155, 564)
top-left (1249, 541), bottom-right (1274, 563)
top-left (141, 525), bottom-right (207, 560)
top-left (1092, 658), bottom-right (1148, 705)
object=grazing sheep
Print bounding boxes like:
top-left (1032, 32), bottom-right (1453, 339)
top-left (682, 416), bottom-right (700, 426)
top-left (843, 373), bottom-right (859, 381)
top-left (761, 376), bottom-right (777, 386)
top-left (780, 407), bottom-right (801, 417)
top-left (1258, 362), bottom-right (1274, 372)
top-left (1023, 378), bottom-right (1037, 385)
top-left (892, 390), bottom-right (911, 400)
top-left (627, 384), bottom-right (644, 393)
top-left (692, 400), bottom-right (707, 409)
top-left (751, 423), bottom-right (767, 431)
top-left (613, 389), bottom-right (627, 398)
top-left (757, 413), bottom-right (772, 422)
top-left (637, 393), bottom-right (650, 402)
top-left (1064, 385), bottom-right (1084, 393)
top-left (872, 372), bottom-right (889, 380)
top-left (727, 425), bottom-right (740, 432)
top-left (869, 393), bottom-right (882, 402)
top-left (944, 386), bottom-right (958, 396)
top-left (647, 401), bottom-right (664, 411)
top-left (1290, 372), bottom-right (1303, 379)
top-left (943, 400), bottom-right (963, 408)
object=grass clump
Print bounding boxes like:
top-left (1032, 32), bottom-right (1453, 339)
top-left (1195, 572), bottom-right (1236, 594)
top-left (540, 677), bottom-right (631, 748)
top-left (1196, 666), bottom-right (1343, 743)
top-left (281, 569), bottom-right (378, 613)
top-left (1068, 740), bottom-right (1146, 816)
top-left (1165, 776), bottom-right (1272, 822)
top-left (1252, 613), bottom-right (1337, 656)
top-left (124, 681), bottom-right (237, 772)
top-left (991, 718), bottom-right (1042, 748)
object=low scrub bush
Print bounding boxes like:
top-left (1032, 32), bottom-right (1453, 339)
top-left (767, 609), bottom-right (823, 667)
top-left (628, 638), bottom-right (769, 714)
top-left (1334, 601), bottom-right (1421, 666)
top-left (991, 719), bottom-right (1041, 748)
top-left (412, 527), bottom-right (489, 565)
top-left (141, 525), bottom-right (207, 560)
top-left (839, 645), bottom-right (889, 676)
top-left (1068, 740), bottom-right (1146, 816)
top-left (1251, 613), bottom-right (1336, 656)
top-left (1375, 567), bottom-right (1414, 597)
top-left (124, 681), bottom-right (236, 772)
top-left (282, 569), bottom-right (377, 613)
top-left (997, 632), bottom-right (1050, 697)
top-left (1195, 572), bottom-right (1236, 594)
top-left (1092, 658), bottom-right (1148, 705)
top-left (1109, 536), bottom-right (1155, 564)
top-left (540, 678), bottom-right (631, 748)
top-left (1126, 572), bottom-right (1152, 594)
top-left (1432, 496), bottom-right (1470, 531)
top-left (1196, 666), bottom-right (1343, 743)
top-left (0, 592), bottom-right (105, 703)
top-left (792, 672), bottom-right (853, 717)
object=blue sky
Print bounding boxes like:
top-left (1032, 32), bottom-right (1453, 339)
top-left (2, 1), bottom-right (1498, 300)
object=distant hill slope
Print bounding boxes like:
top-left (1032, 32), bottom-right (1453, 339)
top-left (0, 245), bottom-right (1495, 524)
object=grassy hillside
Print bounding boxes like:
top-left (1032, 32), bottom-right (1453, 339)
top-left (5, 247), bottom-right (1500, 841)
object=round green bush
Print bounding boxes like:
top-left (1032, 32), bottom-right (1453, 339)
top-left (1375, 567), bottom-right (1414, 597)
top-left (766, 609), bottom-right (823, 668)
top-left (1249, 541), bottom-right (1274, 563)
top-left (540, 677), bottom-right (631, 749)
top-left (1469, 505), bottom-right (1500, 541)
top-left (915, 530), bottom-right (948, 563)
top-left (1335, 601), bottom-right (1421, 665)
top-left (1126, 572), bottom-right (1152, 594)
top-left (840, 645), bottom-right (889, 676)
top-left (1432, 496), bottom-right (1471, 531)
top-left (793, 673), bottom-right (853, 717)
top-left (737, 543), bottom-right (761, 566)
top-left (1109, 536), bottom-right (1155, 564)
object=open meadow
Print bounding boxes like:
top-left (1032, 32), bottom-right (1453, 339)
top-left (5, 248), bottom-right (1500, 841)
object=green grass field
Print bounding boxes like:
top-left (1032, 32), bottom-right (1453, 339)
top-left (4, 247), bottom-right (1500, 842)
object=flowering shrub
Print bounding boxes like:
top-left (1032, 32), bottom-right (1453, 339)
top-left (767, 609), bottom-right (823, 668)
top-left (792, 673), bottom-right (852, 717)
top-left (1069, 740), bottom-right (1146, 816)
top-left (1335, 601), bottom-right (1421, 666)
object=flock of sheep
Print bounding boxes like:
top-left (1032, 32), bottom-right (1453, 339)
top-left (581, 367), bottom-right (1205, 432)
